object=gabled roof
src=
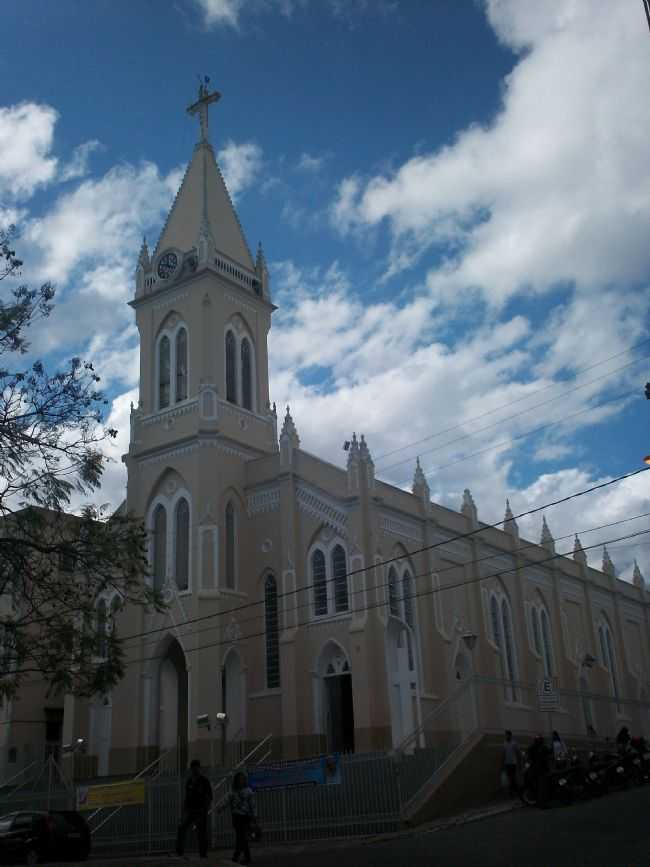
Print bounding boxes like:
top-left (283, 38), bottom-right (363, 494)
top-left (154, 141), bottom-right (254, 271)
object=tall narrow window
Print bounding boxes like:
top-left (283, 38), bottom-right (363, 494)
top-left (312, 549), bottom-right (327, 616)
top-left (175, 498), bottom-right (190, 591)
top-left (110, 597), bottom-right (120, 641)
top-left (225, 501), bottom-right (235, 589)
top-left (96, 600), bottom-right (108, 658)
top-left (490, 596), bottom-right (501, 648)
top-left (241, 337), bottom-right (252, 411)
top-left (403, 570), bottom-right (415, 670)
top-left (265, 574), bottom-right (280, 688)
top-left (226, 331), bottom-right (237, 404)
top-left (332, 545), bottom-right (349, 613)
top-left (502, 599), bottom-right (518, 701)
top-left (605, 627), bottom-right (620, 710)
top-left (159, 336), bottom-right (171, 409)
top-left (540, 609), bottom-right (553, 677)
top-left (153, 505), bottom-right (167, 591)
top-left (531, 607), bottom-right (541, 656)
top-left (176, 328), bottom-right (188, 402)
top-left (388, 566), bottom-right (400, 617)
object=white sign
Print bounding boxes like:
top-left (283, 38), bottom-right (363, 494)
top-left (537, 677), bottom-right (560, 711)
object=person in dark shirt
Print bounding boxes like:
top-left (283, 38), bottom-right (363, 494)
top-left (176, 759), bottom-right (213, 859)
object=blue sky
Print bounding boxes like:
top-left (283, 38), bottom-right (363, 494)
top-left (1, 0), bottom-right (649, 579)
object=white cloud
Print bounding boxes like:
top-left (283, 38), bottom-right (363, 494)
top-left (195, 0), bottom-right (244, 28)
top-left (217, 140), bottom-right (263, 201)
top-left (331, 1), bottom-right (650, 307)
top-left (59, 140), bottom-right (101, 182)
top-left (297, 152), bottom-right (324, 173)
top-left (25, 161), bottom-right (178, 285)
top-left (0, 102), bottom-right (58, 200)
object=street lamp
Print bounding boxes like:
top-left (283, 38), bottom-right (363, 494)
top-left (216, 712), bottom-right (228, 768)
top-left (62, 737), bottom-right (85, 755)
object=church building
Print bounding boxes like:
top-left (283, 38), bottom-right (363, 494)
top-left (3, 85), bottom-right (650, 780)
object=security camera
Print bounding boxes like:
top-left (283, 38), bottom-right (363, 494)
top-left (461, 633), bottom-right (477, 652)
top-left (216, 712), bottom-right (227, 723)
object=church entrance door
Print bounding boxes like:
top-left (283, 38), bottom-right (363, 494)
top-left (386, 621), bottom-right (415, 751)
top-left (318, 643), bottom-right (355, 754)
top-left (158, 639), bottom-right (188, 771)
top-left (223, 649), bottom-right (246, 753)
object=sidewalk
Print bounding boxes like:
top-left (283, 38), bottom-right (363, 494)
top-left (85, 797), bottom-right (523, 866)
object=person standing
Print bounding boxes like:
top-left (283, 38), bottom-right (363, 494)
top-left (176, 759), bottom-right (213, 860)
top-left (551, 730), bottom-right (568, 766)
top-left (502, 730), bottom-right (522, 797)
top-left (229, 771), bottom-right (257, 865)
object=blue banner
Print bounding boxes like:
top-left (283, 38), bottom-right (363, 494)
top-left (248, 754), bottom-right (341, 790)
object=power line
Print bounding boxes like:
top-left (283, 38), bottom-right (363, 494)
top-left (373, 337), bottom-right (650, 465)
top-left (115, 464), bottom-right (650, 646)
top-left (121, 526), bottom-right (650, 669)
top-left (379, 353), bottom-right (649, 474)
top-left (129, 510), bottom-right (650, 653)
top-left (644, 0), bottom-right (650, 34)
top-left (409, 385), bottom-right (640, 485)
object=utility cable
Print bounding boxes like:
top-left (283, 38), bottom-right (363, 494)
top-left (115, 464), bottom-right (650, 646)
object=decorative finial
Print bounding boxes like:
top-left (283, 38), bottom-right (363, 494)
top-left (412, 456), bottom-right (430, 507)
top-left (504, 498), bottom-right (518, 538)
top-left (540, 515), bottom-right (555, 553)
top-left (602, 545), bottom-right (616, 578)
top-left (137, 235), bottom-right (150, 269)
top-left (633, 559), bottom-right (645, 589)
top-left (573, 534), bottom-right (587, 566)
top-left (187, 77), bottom-right (222, 144)
top-left (461, 488), bottom-right (478, 526)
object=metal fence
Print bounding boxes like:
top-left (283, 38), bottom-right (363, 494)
top-left (1, 676), bottom-right (646, 855)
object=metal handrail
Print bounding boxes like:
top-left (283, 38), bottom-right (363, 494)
top-left (209, 732), bottom-right (272, 816)
top-left (89, 747), bottom-right (175, 834)
top-left (395, 676), bottom-right (475, 756)
top-left (0, 759), bottom-right (41, 792)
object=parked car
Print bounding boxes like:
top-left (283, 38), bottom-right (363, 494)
top-left (0, 810), bottom-right (90, 864)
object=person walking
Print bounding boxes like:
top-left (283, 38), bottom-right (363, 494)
top-left (502, 730), bottom-right (522, 797)
top-left (229, 771), bottom-right (257, 865)
top-left (176, 759), bottom-right (213, 860)
top-left (551, 730), bottom-right (568, 766)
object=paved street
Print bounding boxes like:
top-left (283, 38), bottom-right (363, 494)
top-left (84, 786), bottom-right (650, 867)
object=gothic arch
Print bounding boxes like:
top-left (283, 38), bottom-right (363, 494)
top-left (145, 472), bottom-right (193, 594)
top-left (154, 313), bottom-right (191, 410)
top-left (307, 532), bottom-right (350, 619)
top-left (313, 640), bottom-right (354, 753)
top-left (141, 634), bottom-right (188, 768)
top-left (223, 315), bottom-right (257, 412)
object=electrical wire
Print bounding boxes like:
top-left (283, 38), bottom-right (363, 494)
top-left (114, 464), bottom-right (650, 646)
top-left (373, 337), bottom-right (650, 464)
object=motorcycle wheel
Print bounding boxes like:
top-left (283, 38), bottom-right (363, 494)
top-left (520, 786), bottom-right (537, 806)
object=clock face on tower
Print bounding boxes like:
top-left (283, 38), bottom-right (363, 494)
top-left (157, 251), bottom-right (178, 280)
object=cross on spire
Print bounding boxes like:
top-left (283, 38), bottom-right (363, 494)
top-left (187, 76), bottom-right (221, 144)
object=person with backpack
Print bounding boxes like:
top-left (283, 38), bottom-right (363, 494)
top-left (228, 771), bottom-right (257, 865)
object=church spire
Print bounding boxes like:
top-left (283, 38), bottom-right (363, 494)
top-left (137, 236), bottom-right (150, 270)
top-left (573, 534), bottom-right (587, 566)
top-left (503, 498), bottom-right (518, 540)
top-left (279, 405), bottom-right (300, 466)
top-left (412, 457), bottom-right (430, 507)
top-left (461, 488), bottom-right (478, 528)
top-left (151, 82), bottom-right (254, 271)
top-left (602, 545), bottom-right (616, 578)
top-left (633, 559), bottom-right (645, 589)
top-left (540, 515), bottom-right (555, 554)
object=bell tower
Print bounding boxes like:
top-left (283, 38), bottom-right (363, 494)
top-left (127, 80), bottom-right (277, 469)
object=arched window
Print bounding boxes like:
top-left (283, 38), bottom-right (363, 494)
top-left (265, 574), bottom-right (280, 689)
top-left (153, 504), bottom-right (167, 591)
top-left (175, 498), bottom-right (190, 591)
top-left (175, 328), bottom-right (188, 403)
top-left (225, 501), bottom-right (235, 589)
top-left (312, 549), bottom-right (327, 616)
top-left (403, 570), bottom-right (415, 670)
top-left (159, 336), bottom-right (171, 409)
top-left (531, 607), bottom-right (542, 656)
top-left (388, 566), bottom-right (400, 617)
top-left (241, 337), bottom-right (252, 411)
top-left (332, 545), bottom-right (349, 613)
top-left (540, 609), bottom-right (553, 677)
top-left (501, 599), bottom-right (518, 701)
top-left (490, 596), bottom-right (501, 648)
top-left (601, 623), bottom-right (620, 710)
top-left (226, 331), bottom-right (237, 404)
top-left (96, 600), bottom-right (108, 658)
top-left (110, 597), bottom-right (120, 640)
